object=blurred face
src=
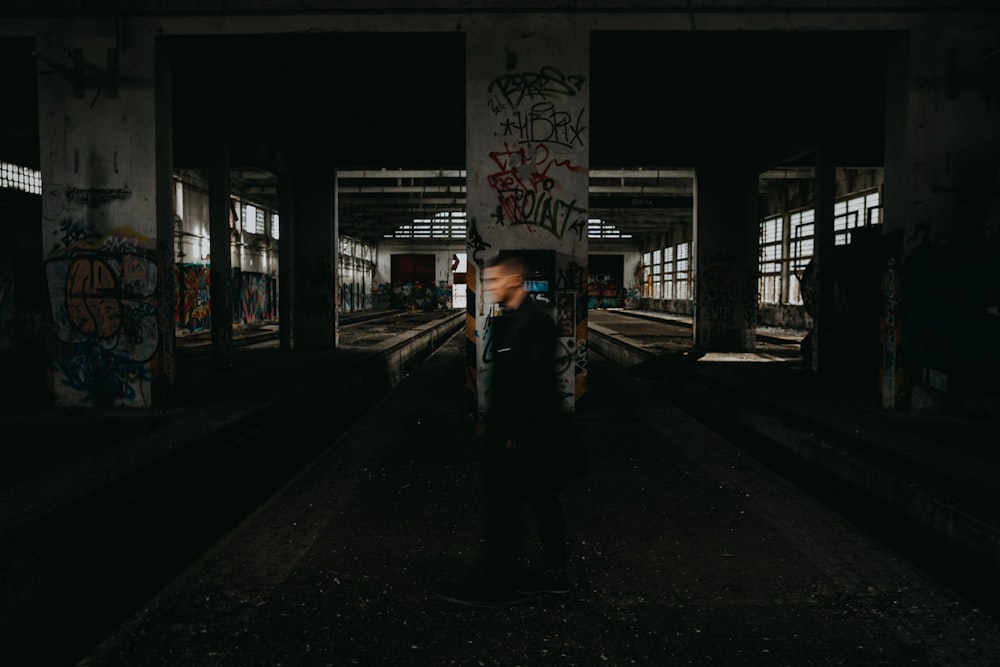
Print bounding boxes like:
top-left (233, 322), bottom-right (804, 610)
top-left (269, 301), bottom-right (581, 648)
top-left (483, 265), bottom-right (520, 306)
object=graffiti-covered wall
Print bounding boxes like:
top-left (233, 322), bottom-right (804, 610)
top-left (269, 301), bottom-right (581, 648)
top-left (466, 19), bottom-right (590, 413)
top-left (375, 240), bottom-right (466, 311)
top-left (173, 173), bottom-right (279, 332)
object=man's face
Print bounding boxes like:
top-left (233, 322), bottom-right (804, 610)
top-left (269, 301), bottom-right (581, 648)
top-left (483, 265), bottom-right (518, 306)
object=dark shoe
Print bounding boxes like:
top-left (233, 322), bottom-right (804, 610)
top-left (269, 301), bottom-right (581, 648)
top-left (434, 578), bottom-right (529, 608)
top-left (512, 568), bottom-right (570, 595)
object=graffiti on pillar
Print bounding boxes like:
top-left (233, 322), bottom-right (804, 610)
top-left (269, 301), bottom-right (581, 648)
top-left (500, 103), bottom-right (587, 148)
top-left (699, 263), bottom-right (738, 321)
top-left (554, 337), bottom-right (576, 403)
top-left (880, 257), bottom-right (904, 410)
top-left (488, 66), bottom-right (586, 108)
top-left (44, 221), bottom-right (159, 406)
top-left (698, 262), bottom-right (747, 349)
top-left (484, 65), bottom-right (588, 241)
top-left (487, 142), bottom-right (587, 239)
top-left (467, 217), bottom-right (492, 265)
top-left (474, 60), bottom-right (588, 407)
top-left (555, 261), bottom-right (587, 294)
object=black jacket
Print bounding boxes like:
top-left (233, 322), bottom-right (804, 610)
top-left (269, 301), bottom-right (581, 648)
top-left (484, 296), bottom-right (571, 493)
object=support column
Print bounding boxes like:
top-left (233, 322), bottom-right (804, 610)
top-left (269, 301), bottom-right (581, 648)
top-left (812, 139), bottom-right (836, 373)
top-left (882, 28), bottom-right (1000, 411)
top-left (208, 142), bottom-right (233, 368)
top-left (276, 164), bottom-right (295, 351)
top-left (290, 159), bottom-right (335, 349)
top-left (692, 159), bottom-right (759, 352)
top-left (466, 17), bottom-right (590, 413)
top-left (37, 21), bottom-right (172, 407)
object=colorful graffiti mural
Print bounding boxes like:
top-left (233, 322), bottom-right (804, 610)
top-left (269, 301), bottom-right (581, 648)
top-left (44, 219), bottom-right (159, 406)
top-left (240, 271), bottom-right (275, 324)
top-left (175, 263), bottom-right (276, 332)
top-left (175, 263), bottom-right (211, 332)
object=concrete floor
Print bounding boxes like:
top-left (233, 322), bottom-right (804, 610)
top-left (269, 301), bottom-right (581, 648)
top-left (75, 330), bottom-right (1000, 666)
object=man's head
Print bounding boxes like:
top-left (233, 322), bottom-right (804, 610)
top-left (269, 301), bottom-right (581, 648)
top-left (483, 254), bottom-right (529, 309)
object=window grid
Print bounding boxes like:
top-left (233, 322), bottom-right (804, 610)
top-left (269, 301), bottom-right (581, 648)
top-left (758, 215), bottom-right (784, 304)
top-left (588, 218), bottom-right (633, 239)
top-left (0, 161), bottom-right (41, 194)
top-left (663, 246), bottom-right (675, 300)
top-left (641, 252), bottom-right (652, 297)
top-left (675, 243), bottom-right (690, 300)
top-left (652, 249), bottom-right (663, 299)
top-left (243, 204), bottom-right (257, 233)
top-left (387, 211), bottom-right (467, 239)
top-left (640, 242), bottom-right (692, 301)
top-left (781, 190), bottom-right (880, 306)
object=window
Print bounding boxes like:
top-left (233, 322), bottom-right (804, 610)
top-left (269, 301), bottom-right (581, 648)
top-left (387, 211), bottom-right (466, 239)
top-left (759, 215), bottom-right (783, 303)
top-left (588, 218), bottom-right (632, 239)
top-left (0, 161), bottom-right (41, 194)
top-left (834, 190), bottom-right (880, 245)
top-left (641, 252), bottom-right (652, 297)
top-left (788, 208), bottom-right (815, 305)
top-left (766, 189), bottom-right (880, 306)
top-left (242, 204), bottom-right (256, 233)
top-left (663, 246), bottom-right (675, 300)
top-left (675, 242), bottom-right (690, 300)
top-left (652, 249), bottom-right (662, 299)
top-left (271, 213), bottom-right (280, 240)
top-left (640, 242), bottom-right (692, 301)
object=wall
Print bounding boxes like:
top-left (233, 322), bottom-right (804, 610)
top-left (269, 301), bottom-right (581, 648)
top-left (376, 239), bottom-right (466, 310)
top-left (590, 242), bottom-right (642, 308)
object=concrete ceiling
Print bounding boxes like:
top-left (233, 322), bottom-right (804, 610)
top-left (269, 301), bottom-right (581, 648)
top-left (3, 29), bottom-right (892, 245)
top-left (170, 30), bottom-right (890, 244)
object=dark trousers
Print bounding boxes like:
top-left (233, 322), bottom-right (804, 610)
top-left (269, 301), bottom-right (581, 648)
top-left (482, 446), bottom-right (567, 577)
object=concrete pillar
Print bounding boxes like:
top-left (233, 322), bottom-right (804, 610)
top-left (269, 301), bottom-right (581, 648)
top-left (208, 142), bottom-right (233, 368)
top-left (466, 17), bottom-right (590, 413)
top-left (812, 140), bottom-right (836, 373)
top-left (882, 28), bottom-right (1000, 411)
top-left (37, 21), bottom-right (172, 407)
top-left (290, 159), bottom-right (335, 349)
top-left (276, 165), bottom-right (295, 351)
top-left (692, 159), bottom-right (758, 352)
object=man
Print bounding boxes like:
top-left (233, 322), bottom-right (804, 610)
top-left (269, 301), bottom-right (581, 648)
top-left (437, 253), bottom-right (576, 608)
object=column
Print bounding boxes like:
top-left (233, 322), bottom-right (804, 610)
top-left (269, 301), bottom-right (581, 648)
top-left (276, 163), bottom-right (295, 351)
top-left (466, 17), bottom-right (590, 414)
top-left (692, 159), bottom-right (759, 352)
top-left (290, 159), bottom-right (335, 349)
top-left (882, 28), bottom-right (1000, 411)
top-left (208, 142), bottom-right (233, 368)
top-left (37, 21), bottom-right (172, 408)
top-left (812, 140), bottom-right (836, 373)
